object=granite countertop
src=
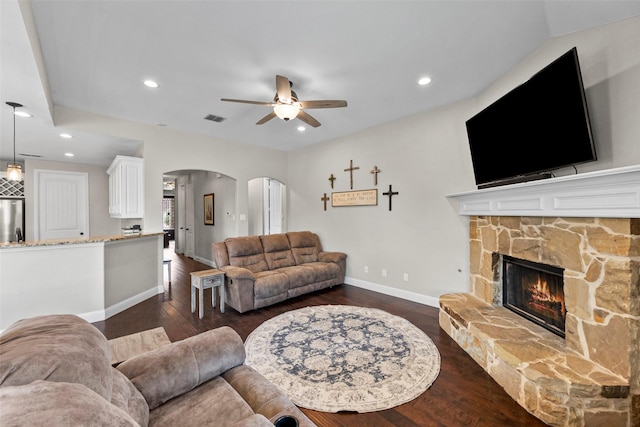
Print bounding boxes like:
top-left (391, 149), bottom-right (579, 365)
top-left (0, 232), bottom-right (164, 249)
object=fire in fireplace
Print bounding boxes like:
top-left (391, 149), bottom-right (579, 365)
top-left (502, 255), bottom-right (566, 338)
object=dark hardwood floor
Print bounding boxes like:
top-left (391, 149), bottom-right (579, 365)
top-left (93, 244), bottom-right (548, 427)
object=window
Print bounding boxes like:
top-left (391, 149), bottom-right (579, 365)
top-left (162, 197), bottom-right (175, 230)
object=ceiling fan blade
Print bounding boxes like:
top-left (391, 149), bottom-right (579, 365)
top-left (297, 110), bottom-right (321, 128)
top-left (256, 111), bottom-right (277, 125)
top-left (275, 75), bottom-right (292, 104)
top-left (221, 98), bottom-right (274, 106)
top-left (299, 100), bottom-right (348, 109)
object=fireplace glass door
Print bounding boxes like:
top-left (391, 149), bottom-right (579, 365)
top-left (502, 255), bottom-right (566, 338)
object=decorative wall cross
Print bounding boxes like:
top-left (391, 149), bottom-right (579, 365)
top-left (321, 193), bottom-right (330, 211)
top-left (370, 165), bottom-right (381, 186)
top-left (328, 174), bottom-right (336, 189)
top-left (344, 160), bottom-right (359, 189)
top-left (382, 184), bottom-right (399, 211)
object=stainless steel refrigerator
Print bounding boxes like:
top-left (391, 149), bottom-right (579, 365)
top-left (0, 198), bottom-right (25, 242)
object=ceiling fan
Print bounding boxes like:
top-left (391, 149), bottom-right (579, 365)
top-left (221, 75), bottom-right (347, 128)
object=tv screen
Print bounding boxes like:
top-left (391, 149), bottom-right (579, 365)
top-left (466, 47), bottom-right (596, 188)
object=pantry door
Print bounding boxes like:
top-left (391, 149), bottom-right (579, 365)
top-left (34, 170), bottom-right (89, 240)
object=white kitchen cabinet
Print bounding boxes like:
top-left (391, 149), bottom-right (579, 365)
top-left (107, 155), bottom-right (144, 218)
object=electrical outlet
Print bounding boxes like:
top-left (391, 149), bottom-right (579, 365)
top-left (364, 266), bottom-right (369, 273)
top-left (403, 273), bottom-right (409, 281)
top-left (382, 269), bottom-right (387, 277)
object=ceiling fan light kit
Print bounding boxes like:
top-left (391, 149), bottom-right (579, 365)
top-left (273, 103), bottom-right (300, 121)
top-left (221, 75), bottom-right (347, 128)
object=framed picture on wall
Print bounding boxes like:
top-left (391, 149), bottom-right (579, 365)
top-left (204, 193), bottom-right (214, 225)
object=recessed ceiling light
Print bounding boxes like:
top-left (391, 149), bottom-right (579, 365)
top-left (14, 111), bottom-right (32, 118)
top-left (144, 80), bottom-right (159, 88)
top-left (64, 152), bottom-right (74, 157)
top-left (418, 76), bottom-right (432, 86)
top-left (297, 126), bottom-right (306, 132)
top-left (60, 133), bottom-right (72, 139)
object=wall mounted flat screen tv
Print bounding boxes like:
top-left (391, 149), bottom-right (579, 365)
top-left (465, 47), bottom-right (596, 188)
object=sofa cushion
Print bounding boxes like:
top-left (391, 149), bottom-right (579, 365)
top-left (226, 236), bottom-right (269, 273)
top-left (111, 368), bottom-right (150, 427)
top-left (232, 414), bottom-right (278, 427)
top-left (148, 376), bottom-right (256, 426)
top-left (279, 265), bottom-right (317, 288)
top-left (0, 381), bottom-right (140, 427)
top-left (291, 245), bottom-right (319, 265)
top-left (253, 271), bottom-right (290, 299)
top-left (288, 231), bottom-right (320, 264)
top-left (302, 262), bottom-right (341, 281)
top-left (212, 241), bottom-right (230, 268)
top-left (261, 234), bottom-right (295, 270)
top-left (223, 365), bottom-right (312, 424)
top-left (117, 326), bottom-right (245, 410)
top-left (0, 314), bottom-right (113, 400)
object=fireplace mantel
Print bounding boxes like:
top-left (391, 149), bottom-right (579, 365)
top-left (447, 165), bottom-right (640, 218)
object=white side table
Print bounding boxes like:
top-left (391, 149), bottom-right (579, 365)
top-left (190, 269), bottom-right (225, 319)
top-left (163, 258), bottom-right (172, 284)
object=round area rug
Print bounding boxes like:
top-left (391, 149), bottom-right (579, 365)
top-left (244, 305), bottom-right (440, 413)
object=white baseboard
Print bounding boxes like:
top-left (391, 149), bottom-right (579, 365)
top-left (77, 286), bottom-right (161, 324)
top-left (78, 309), bottom-right (107, 324)
top-left (72, 278), bottom-right (437, 327)
top-left (193, 255), bottom-right (216, 268)
top-left (344, 277), bottom-right (440, 308)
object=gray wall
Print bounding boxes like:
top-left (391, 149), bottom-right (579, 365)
top-left (476, 15), bottom-right (640, 178)
top-left (287, 100), bottom-right (475, 304)
top-left (52, 105), bottom-right (290, 240)
top-left (104, 236), bottom-right (159, 306)
top-left (19, 16), bottom-right (639, 308)
top-left (23, 158), bottom-right (123, 241)
top-left (192, 170), bottom-right (236, 264)
top-left (286, 16), bottom-right (640, 304)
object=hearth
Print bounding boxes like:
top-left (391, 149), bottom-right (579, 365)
top-left (502, 255), bottom-right (566, 338)
top-left (440, 212), bottom-right (638, 426)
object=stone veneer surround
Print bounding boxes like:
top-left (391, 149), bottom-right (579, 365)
top-left (439, 216), bottom-right (639, 426)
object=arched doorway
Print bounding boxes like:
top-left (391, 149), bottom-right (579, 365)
top-left (163, 170), bottom-right (237, 266)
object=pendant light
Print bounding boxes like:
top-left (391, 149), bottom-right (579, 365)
top-left (5, 102), bottom-right (23, 181)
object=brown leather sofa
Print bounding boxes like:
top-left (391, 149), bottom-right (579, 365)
top-left (0, 314), bottom-right (316, 427)
top-left (212, 231), bottom-right (347, 313)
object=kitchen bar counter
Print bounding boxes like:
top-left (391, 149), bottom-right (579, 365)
top-left (0, 233), bottom-right (164, 330)
top-left (0, 232), bottom-right (164, 249)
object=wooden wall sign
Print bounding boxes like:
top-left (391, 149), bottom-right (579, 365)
top-left (332, 189), bottom-right (378, 207)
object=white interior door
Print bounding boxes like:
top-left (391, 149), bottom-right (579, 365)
top-left (186, 181), bottom-right (194, 258)
top-left (176, 182), bottom-right (186, 254)
top-left (268, 179), bottom-right (283, 234)
top-left (35, 170), bottom-right (89, 240)
top-left (263, 178), bottom-right (285, 235)
top-left (262, 179), bottom-right (269, 234)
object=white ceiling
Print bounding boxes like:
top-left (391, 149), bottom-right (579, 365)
top-left (2, 0), bottom-right (640, 167)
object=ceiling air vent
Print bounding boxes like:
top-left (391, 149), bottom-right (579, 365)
top-left (204, 114), bottom-right (226, 123)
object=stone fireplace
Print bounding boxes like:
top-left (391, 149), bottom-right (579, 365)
top-left (441, 166), bottom-right (640, 426)
top-left (501, 255), bottom-right (566, 338)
